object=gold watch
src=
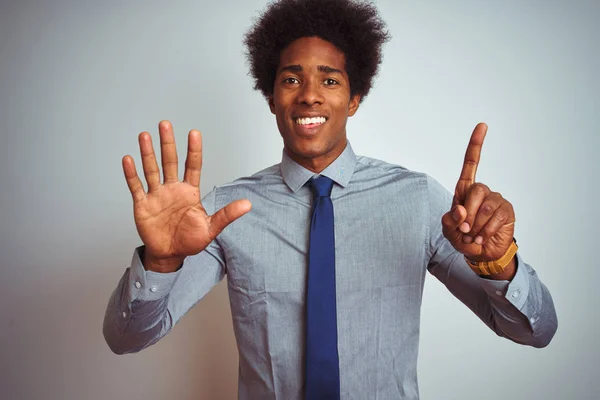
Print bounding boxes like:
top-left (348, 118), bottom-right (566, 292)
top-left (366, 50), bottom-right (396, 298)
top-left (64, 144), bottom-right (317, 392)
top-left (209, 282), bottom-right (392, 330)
top-left (465, 239), bottom-right (518, 276)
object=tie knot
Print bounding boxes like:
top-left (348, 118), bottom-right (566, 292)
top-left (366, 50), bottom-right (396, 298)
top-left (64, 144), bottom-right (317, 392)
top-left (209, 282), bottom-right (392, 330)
top-left (310, 176), bottom-right (334, 198)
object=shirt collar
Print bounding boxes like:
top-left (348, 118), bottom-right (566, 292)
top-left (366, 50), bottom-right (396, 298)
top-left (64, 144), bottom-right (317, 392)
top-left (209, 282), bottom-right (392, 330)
top-left (280, 141), bottom-right (357, 193)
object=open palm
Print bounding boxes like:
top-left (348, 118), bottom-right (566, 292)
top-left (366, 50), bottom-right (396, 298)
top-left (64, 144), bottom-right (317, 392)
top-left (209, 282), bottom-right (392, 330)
top-left (122, 121), bottom-right (251, 271)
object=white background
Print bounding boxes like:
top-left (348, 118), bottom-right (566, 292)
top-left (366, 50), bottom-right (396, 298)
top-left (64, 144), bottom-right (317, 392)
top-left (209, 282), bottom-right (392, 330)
top-left (0, 0), bottom-right (598, 399)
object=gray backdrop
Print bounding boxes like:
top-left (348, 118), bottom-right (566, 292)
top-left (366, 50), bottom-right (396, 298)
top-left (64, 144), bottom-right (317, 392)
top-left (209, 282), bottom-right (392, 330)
top-left (0, 0), bottom-right (598, 399)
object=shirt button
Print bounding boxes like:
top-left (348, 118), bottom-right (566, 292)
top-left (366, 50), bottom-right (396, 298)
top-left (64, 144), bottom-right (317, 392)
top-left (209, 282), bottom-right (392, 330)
top-left (530, 317), bottom-right (536, 324)
top-left (150, 286), bottom-right (157, 293)
top-left (495, 290), bottom-right (503, 296)
top-left (512, 290), bottom-right (520, 298)
top-left (122, 311), bottom-right (127, 318)
top-left (135, 281), bottom-right (141, 289)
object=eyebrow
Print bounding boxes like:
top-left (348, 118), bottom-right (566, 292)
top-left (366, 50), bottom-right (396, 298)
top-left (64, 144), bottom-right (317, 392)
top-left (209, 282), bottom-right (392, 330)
top-left (278, 64), bottom-right (344, 75)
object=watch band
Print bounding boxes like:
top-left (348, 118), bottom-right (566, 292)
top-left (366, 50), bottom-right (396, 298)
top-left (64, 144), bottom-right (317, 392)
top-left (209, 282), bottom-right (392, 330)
top-left (464, 239), bottom-right (518, 276)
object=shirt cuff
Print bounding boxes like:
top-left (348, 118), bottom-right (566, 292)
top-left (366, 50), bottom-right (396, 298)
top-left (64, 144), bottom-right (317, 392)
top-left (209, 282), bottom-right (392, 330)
top-left (476, 252), bottom-right (530, 310)
top-left (126, 246), bottom-right (182, 303)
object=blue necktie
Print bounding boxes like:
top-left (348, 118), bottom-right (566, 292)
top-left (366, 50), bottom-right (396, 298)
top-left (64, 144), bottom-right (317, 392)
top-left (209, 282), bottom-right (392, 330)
top-left (305, 176), bottom-right (340, 400)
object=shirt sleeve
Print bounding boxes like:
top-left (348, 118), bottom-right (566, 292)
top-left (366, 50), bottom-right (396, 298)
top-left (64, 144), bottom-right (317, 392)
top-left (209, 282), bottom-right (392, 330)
top-left (425, 175), bottom-right (558, 348)
top-left (103, 188), bottom-right (227, 354)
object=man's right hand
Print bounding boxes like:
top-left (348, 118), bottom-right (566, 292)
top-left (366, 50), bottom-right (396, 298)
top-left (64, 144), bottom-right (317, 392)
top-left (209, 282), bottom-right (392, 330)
top-left (122, 120), bottom-right (252, 273)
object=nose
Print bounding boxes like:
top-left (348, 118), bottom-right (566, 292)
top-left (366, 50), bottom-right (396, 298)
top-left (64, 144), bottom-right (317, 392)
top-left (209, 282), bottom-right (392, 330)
top-left (296, 78), bottom-right (324, 106)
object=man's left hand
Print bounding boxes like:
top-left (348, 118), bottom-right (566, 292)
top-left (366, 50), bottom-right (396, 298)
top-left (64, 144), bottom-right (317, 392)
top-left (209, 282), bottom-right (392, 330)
top-left (441, 123), bottom-right (516, 263)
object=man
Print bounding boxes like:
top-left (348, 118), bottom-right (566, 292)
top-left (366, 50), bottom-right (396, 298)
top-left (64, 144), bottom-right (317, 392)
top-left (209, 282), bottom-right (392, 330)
top-left (103, 0), bottom-right (557, 398)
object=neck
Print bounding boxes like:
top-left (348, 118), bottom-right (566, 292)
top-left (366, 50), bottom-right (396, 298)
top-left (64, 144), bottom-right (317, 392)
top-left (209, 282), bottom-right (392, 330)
top-left (284, 143), bottom-right (346, 173)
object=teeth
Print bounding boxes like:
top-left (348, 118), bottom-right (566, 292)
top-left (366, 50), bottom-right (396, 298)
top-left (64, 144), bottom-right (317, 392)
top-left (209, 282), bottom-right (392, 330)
top-left (295, 117), bottom-right (327, 125)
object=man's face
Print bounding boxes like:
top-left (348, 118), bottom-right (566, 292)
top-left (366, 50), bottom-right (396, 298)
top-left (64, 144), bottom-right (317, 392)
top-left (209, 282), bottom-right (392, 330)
top-left (269, 36), bottom-right (360, 173)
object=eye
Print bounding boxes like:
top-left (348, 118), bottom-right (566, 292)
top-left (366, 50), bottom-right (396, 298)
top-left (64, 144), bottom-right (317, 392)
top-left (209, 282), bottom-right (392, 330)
top-left (283, 77), bottom-right (299, 84)
top-left (324, 78), bottom-right (339, 86)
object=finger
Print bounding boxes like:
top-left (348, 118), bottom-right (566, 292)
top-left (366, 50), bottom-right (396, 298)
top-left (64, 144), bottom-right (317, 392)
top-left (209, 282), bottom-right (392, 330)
top-left (139, 131), bottom-right (161, 192)
top-left (159, 120), bottom-right (179, 183)
top-left (183, 130), bottom-right (202, 187)
top-left (468, 192), bottom-right (504, 243)
top-left (461, 183), bottom-right (491, 235)
top-left (441, 204), bottom-right (467, 246)
top-left (122, 155), bottom-right (146, 202)
top-left (474, 203), bottom-right (515, 245)
top-left (454, 122), bottom-right (487, 204)
top-left (207, 199), bottom-right (252, 239)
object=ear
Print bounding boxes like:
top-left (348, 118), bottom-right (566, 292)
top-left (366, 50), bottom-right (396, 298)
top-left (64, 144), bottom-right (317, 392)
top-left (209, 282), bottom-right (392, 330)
top-left (347, 94), bottom-right (361, 117)
top-left (268, 95), bottom-right (276, 115)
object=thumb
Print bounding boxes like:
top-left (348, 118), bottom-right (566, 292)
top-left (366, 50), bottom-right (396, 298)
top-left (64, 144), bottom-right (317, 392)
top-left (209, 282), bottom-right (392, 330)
top-left (208, 199), bottom-right (252, 239)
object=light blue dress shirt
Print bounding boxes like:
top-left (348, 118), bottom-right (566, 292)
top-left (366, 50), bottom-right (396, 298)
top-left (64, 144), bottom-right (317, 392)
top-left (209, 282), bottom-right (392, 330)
top-left (103, 142), bottom-right (557, 399)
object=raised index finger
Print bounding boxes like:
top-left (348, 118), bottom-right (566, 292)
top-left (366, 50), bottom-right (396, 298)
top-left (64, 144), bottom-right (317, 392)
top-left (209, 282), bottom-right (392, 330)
top-left (183, 130), bottom-right (202, 187)
top-left (454, 122), bottom-right (487, 204)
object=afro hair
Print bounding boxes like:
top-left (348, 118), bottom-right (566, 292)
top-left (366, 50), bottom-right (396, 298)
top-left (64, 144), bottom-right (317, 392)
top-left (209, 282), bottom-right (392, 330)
top-left (244, 0), bottom-right (391, 102)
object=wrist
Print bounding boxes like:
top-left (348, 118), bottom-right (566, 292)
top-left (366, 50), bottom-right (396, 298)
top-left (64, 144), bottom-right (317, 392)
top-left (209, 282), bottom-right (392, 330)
top-left (465, 239), bottom-right (518, 279)
top-left (485, 256), bottom-right (517, 281)
top-left (143, 249), bottom-right (185, 273)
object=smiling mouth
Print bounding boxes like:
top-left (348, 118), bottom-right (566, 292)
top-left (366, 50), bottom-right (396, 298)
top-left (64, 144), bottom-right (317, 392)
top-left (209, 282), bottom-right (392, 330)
top-left (294, 116), bottom-right (327, 126)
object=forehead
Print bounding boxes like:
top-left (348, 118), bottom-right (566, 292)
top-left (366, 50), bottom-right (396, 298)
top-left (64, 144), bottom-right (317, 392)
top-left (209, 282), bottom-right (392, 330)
top-left (278, 36), bottom-right (346, 72)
